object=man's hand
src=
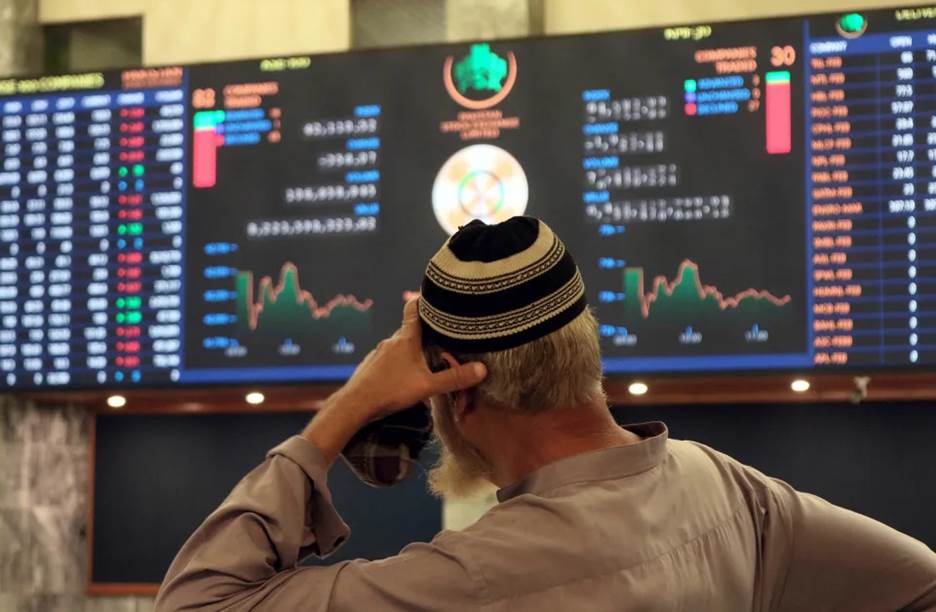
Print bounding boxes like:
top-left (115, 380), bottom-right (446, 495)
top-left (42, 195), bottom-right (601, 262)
top-left (342, 298), bottom-right (487, 418)
top-left (303, 299), bottom-right (487, 463)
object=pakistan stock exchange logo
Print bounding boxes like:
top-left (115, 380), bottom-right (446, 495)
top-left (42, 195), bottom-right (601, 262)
top-left (443, 43), bottom-right (518, 109)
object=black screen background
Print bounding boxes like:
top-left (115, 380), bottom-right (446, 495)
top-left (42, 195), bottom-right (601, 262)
top-left (182, 19), bottom-right (809, 375)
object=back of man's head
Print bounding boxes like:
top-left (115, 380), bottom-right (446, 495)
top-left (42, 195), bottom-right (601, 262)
top-left (418, 216), bottom-right (604, 414)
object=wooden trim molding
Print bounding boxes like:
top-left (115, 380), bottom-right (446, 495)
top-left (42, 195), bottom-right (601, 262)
top-left (87, 583), bottom-right (161, 596)
top-left (18, 370), bottom-right (936, 416)
top-left (604, 371), bottom-right (936, 406)
top-left (26, 384), bottom-right (336, 415)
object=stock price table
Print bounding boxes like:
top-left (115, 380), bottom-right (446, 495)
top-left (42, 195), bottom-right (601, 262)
top-left (0, 70), bottom-right (185, 387)
top-left (806, 29), bottom-right (936, 367)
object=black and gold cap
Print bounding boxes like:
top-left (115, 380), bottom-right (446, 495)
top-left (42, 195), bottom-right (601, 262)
top-left (418, 216), bottom-right (587, 353)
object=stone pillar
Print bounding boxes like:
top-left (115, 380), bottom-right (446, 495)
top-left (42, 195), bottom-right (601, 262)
top-left (0, 0), bottom-right (43, 76)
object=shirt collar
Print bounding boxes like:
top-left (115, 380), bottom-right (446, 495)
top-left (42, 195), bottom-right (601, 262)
top-left (496, 421), bottom-right (669, 503)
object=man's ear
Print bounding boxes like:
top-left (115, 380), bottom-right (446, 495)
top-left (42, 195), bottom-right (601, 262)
top-left (452, 387), bottom-right (476, 424)
top-left (439, 351), bottom-right (478, 424)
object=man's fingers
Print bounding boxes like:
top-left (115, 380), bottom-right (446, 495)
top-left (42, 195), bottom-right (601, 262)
top-left (402, 297), bottom-right (420, 329)
top-left (428, 361), bottom-right (487, 396)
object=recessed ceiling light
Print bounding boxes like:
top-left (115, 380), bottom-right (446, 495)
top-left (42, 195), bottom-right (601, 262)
top-left (106, 395), bottom-right (127, 409)
top-left (790, 379), bottom-right (810, 393)
top-left (245, 391), bottom-right (265, 405)
top-left (628, 382), bottom-right (649, 396)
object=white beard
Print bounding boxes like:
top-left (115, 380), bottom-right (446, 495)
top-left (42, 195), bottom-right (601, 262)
top-left (427, 396), bottom-right (494, 500)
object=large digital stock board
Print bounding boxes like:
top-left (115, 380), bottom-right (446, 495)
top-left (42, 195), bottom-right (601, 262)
top-left (1, 6), bottom-right (935, 389)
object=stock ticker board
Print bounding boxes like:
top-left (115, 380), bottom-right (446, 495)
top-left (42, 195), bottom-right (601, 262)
top-left (1, 6), bottom-right (936, 389)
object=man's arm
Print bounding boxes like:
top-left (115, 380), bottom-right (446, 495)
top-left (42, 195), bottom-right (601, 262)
top-left (154, 300), bottom-right (487, 611)
top-left (774, 483), bottom-right (936, 612)
top-left (153, 431), bottom-right (482, 612)
top-left (694, 443), bottom-right (936, 611)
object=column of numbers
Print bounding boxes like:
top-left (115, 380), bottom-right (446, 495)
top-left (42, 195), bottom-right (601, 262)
top-left (881, 48), bottom-right (936, 364)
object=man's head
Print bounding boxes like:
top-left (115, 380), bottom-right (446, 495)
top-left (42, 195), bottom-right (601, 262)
top-left (417, 217), bottom-right (606, 498)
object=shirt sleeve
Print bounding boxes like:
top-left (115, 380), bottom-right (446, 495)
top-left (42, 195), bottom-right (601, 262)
top-left (691, 442), bottom-right (936, 612)
top-left (153, 435), bottom-right (482, 612)
top-left (769, 480), bottom-right (936, 612)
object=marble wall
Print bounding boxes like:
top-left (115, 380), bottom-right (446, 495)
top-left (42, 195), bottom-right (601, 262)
top-left (0, 0), bottom-right (42, 77)
top-left (0, 397), bottom-right (153, 612)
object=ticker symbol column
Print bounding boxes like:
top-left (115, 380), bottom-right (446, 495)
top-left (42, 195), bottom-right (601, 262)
top-left (0, 102), bottom-right (23, 385)
top-left (808, 50), bottom-right (881, 366)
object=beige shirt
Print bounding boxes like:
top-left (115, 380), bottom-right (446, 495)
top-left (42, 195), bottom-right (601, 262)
top-left (154, 422), bottom-right (936, 611)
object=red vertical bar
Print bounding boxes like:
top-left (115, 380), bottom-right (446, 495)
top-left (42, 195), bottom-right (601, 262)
top-left (766, 80), bottom-right (791, 154)
top-left (193, 128), bottom-right (218, 188)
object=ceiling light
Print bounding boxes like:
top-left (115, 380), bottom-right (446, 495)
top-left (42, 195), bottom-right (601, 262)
top-left (628, 382), bottom-right (649, 396)
top-left (106, 395), bottom-right (127, 409)
top-left (790, 379), bottom-right (810, 393)
top-left (245, 391), bottom-right (265, 405)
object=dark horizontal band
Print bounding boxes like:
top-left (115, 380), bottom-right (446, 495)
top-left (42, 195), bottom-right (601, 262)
top-left (420, 293), bottom-right (588, 353)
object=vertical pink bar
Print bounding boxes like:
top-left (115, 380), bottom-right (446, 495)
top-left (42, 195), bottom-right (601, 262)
top-left (193, 128), bottom-right (217, 188)
top-left (766, 81), bottom-right (791, 154)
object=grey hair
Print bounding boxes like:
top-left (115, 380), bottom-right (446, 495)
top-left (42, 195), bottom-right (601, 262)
top-left (424, 308), bottom-right (605, 413)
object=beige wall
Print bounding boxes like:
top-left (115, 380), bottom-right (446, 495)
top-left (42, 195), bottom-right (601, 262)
top-left (545, 0), bottom-right (927, 34)
top-left (40, 0), bottom-right (144, 23)
top-left (39, 0), bottom-right (350, 64)
top-left (143, 0), bottom-right (350, 64)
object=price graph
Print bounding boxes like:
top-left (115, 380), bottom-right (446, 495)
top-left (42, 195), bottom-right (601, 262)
top-left (194, 254), bottom-right (375, 370)
top-left (622, 260), bottom-right (791, 320)
top-left (599, 259), bottom-right (795, 357)
top-left (236, 262), bottom-right (373, 334)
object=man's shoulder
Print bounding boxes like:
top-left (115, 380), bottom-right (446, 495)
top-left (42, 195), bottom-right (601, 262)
top-left (666, 436), bottom-right (729, 459)
top-left (667, 437), bottom-right (801, 520)
top-left (663, 437), bottom-right (745, 483)
top-left (667, 437), bottom-right (762, 483)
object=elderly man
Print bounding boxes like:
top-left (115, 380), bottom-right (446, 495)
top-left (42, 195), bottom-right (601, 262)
top-left (155, 217), bottom-right (936, 611)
